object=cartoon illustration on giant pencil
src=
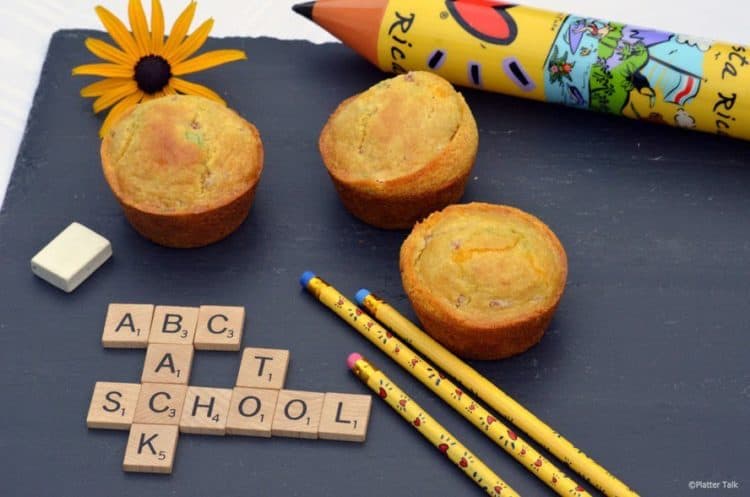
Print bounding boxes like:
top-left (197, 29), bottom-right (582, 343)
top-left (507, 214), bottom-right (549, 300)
top-left (294, 0), bottom-right (750, 140)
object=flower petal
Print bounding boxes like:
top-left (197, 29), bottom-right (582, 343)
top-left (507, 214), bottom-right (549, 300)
top-left (95, 6), bottom-right (140, 58)
top-left (93, 80), bottom-right (139, 113)
top-left (170, 77), bottom-right (225, 104)
top-left (81, 77), bottom-right (134, 98)
top-left (84, 38), bottom-right (135, 66)
top-left (73, 63), bottom-right (134, 78)
top-left (100, 90), bottom-right (144, 138)
top-left (163, 85), bottom-right (176, 96)
top-left (150, 0), bottom-right (165, 53)
top-left (128, 0), bottom-right (150, 56)
top-left (172, 49), bottom-right (246, 76)
top-left (163, 1), bottom-right (196, 57)
top-left (170, 18), bottom-right (214, 64)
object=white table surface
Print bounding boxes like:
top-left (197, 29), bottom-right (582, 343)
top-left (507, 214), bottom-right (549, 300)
top-left (1, 0), bottom-right (748, 208)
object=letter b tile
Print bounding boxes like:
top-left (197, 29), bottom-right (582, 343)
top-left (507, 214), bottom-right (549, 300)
top-left (148, 306), bottom-right (199, 345)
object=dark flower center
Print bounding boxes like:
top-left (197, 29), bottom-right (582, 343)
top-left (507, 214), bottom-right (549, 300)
top-left (134, 55), bottom-right (171, 94)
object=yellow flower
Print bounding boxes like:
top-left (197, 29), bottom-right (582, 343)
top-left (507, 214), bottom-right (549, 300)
top-left (73, 0), bottom-right (246, 137)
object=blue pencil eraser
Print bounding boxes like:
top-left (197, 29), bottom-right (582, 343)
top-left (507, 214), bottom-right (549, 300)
top-left (355, 288), bottom-right (371, 306)
top-left (299, 271), bottom-right (316, 288)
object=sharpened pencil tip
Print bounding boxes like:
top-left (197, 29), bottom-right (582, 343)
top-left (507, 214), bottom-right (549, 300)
top-left (292, 1), bottom-right (315, 20)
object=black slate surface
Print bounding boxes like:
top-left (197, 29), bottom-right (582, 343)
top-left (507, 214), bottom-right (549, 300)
top-left (0, 30), bottom-right (749, 496)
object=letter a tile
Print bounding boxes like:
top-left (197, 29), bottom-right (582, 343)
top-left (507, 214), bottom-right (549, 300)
top-left (148, 306), bottom-right (199, 345)
top-left (142, 344), bottom-right (194, 385)
top-left (123, 424), bottom-right (179, 474)
top-left (86, 381), bottom-right (141, 430)
top-left (179, 386), bottom-right (232, 435)
top-left (102, 303), bottom-right (154, 348)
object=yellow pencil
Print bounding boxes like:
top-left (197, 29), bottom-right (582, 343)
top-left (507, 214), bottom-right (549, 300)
top-left (356, 289), bottom-right (638, 497)
top-left (348, 353), bottom-right (520, 497)
top-left (301, 272), bottom-right (589, 496)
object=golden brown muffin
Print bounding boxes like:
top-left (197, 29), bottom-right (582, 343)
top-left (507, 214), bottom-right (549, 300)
top-left (101, 95), bottom-right (263, 248)
top-left (319, 71), bottom-right (478, 229)
top-left (400, 203), bottom-right (568, 359)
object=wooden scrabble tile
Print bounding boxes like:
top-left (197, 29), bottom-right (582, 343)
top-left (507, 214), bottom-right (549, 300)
top-left (179, 386), bottom-right (232, 435)
top-left (141, 344), bottom-right (193, 385)
top-left (318, 393), bottom-right (372, 442)
top-left (271, 390), bottom-right (324, 439)
top-left (123, 424), bottom-right (179, 474)
top-left (194, 305), bottom-right (245, 351)
top-left (101, 303), bottom-right (154, 348)
top-left (134, 383), bottom-right (188, 425)
top-left (30, 222), bottom-right (112, 293)
top-left (236, 347), bottom-right (289, 390)
top-left (148, 306), bottom-right (199, 345)
top-left (226, 387), bottom-right (278, 437)
top-left (86, 382), bottom-right (141, 430)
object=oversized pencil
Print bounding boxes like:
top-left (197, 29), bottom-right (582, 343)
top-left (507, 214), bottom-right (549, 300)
top-left (357, 289), bottom-right (638, 497)
top-left (348, 353), bottom-right (521, 497)
top-left (301, 272), bottom-right (592, 496)
top-left (293, 0), bottom-right (750, 141)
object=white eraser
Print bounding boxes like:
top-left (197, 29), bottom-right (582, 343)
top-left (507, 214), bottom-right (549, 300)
top-left (30, 222), bottom-right (112, 292)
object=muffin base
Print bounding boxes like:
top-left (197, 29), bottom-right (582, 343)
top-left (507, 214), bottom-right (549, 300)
top-left (330, 171), bottom-right (470, 230)
top-left (116, 185), bottom-right (258, 248)
top-left (407, 293), bottom-right (559, 360)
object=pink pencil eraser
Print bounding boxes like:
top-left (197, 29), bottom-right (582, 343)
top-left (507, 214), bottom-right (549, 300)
top-left (347, 352), bottom-right (363, 369)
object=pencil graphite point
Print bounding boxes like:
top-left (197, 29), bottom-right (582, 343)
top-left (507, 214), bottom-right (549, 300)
top-left (354, 289), bottom-right (371, 306)
top-left (292, 1), bottom-right (314, 20)
top-left (347, 352), bottom-right (363, 369)
top-left (299, 270), bottom-right (316, 288)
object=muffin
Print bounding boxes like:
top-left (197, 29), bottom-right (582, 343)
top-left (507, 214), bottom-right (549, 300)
top-left (319, 71), bottom-right (478, 229)
top-left (400, 203), bottom-right (567, 359)
top-left (101, 95), bottom-right (263, 248)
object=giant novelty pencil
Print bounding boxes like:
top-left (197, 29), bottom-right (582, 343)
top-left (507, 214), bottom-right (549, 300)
top-left (293, 0), bottom-right (750, 141)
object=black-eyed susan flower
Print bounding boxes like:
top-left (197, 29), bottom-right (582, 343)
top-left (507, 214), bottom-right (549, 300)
top-left (73, 0), bottom-right (246, 137)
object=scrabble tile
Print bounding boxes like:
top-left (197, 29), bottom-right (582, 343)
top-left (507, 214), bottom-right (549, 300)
top-left (194, 305), bottom-right (245, 351)
top-left (226, 387), bottom-right (278, 437)
top-left (101, 303), bottom-right (154, 348)
top-left (134, 383), bottom-right (188, 425)
top-left (141, 344), bottom-right (193, 385)
top-left (123, 424), bottom-right (179, 474)
top-left (318, 393), bottom-right (372, 442)
top-left (86, 382), bottom-right (141, 430)
top-left (148, 306), bottom-right (199, 345)
top-left (30, 222), bottom-right (112, 292)
top-left (236, 347), bottom-right (290, 390)
top-left (271, 390), bottom-right (324, 439)
top-left (179, 386), bottom-right (232, 435)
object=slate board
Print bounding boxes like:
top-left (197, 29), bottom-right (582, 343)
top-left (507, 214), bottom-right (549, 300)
top-left (0, 30), bottom-right (748, 496)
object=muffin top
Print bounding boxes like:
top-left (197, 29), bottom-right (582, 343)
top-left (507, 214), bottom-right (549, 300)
top-left (102, 95), bottom-right (262, 213)
top-left (401, 203), bottom-right (567, 326)
top-left (320, 71), bottom-right (469, 184)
